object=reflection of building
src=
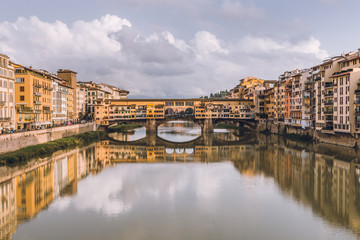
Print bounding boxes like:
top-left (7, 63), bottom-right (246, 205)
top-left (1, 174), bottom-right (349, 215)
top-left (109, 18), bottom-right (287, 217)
top-left (16, 163), bottom-right (54, 221)
top-left (0, 178), bottom-right (17, 240)
top-left (1, 139), bottom-right (360, 238)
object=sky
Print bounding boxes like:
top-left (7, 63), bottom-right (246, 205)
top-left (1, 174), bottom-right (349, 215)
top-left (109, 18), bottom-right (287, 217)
top-left (0, 0), bottom-right (359, 98)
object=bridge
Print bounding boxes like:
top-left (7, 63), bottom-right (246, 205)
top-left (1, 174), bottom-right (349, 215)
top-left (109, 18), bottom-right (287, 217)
top-left (94, 98), bottom-right (258, 133)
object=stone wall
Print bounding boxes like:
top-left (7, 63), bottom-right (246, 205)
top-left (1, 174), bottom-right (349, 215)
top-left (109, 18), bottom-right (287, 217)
top-left (0, 122), bottom-right (96, 154)
top-left (263, 119), bottom-right (360, 148)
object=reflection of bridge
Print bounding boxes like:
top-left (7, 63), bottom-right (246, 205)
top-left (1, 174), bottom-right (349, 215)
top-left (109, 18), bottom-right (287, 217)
top-left (99, 138), bottom-right (257, 163)
top-left (95, 98), bottom-right (258, 133)
top-left (108, 132), bottom-right (258, 149)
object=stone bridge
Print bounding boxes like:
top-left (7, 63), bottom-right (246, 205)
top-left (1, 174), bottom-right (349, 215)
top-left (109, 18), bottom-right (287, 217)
top-left (96, 98), bottom-right (258, 132)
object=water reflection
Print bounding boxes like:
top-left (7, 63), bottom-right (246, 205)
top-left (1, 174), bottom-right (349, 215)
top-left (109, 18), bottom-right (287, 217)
top-left (108, 127), bottom-right (146, 142)
top-left (158, 121), bottom-right (202, 142)
top-left (1, 134), bottom-right (360, 239)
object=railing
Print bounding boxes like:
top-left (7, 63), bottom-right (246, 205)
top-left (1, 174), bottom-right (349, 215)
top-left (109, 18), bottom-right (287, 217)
top-left (34, 101), bottom-right (42, 105)
top-left (0, 101), bottom-right (6, 106)
top-left (324, 101), bottom-right (333, 106)
top-left (324, 83), bottom-right (333, 89)
top-left (324, 92), bottom-right (334, 96)
top-left (323, 110), bottom-right (333, 114)
top-left (17, 107), bottom-right (33, 113)
top-left (0, 117), bottom-right (10, 122)
top-left (34, 92), bottom-right (42, 96)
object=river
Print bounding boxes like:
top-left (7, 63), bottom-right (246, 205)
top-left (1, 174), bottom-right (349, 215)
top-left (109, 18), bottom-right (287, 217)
top-left (1, 121), bottom-right (360, 240)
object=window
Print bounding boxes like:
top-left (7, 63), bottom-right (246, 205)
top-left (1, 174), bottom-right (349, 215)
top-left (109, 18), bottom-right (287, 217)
top-left (20, 86), bottom-right (24, 92)
top-left (20, 96), bottom-right (25, 101)
top-left (16, 78), bottom-right (24, 83)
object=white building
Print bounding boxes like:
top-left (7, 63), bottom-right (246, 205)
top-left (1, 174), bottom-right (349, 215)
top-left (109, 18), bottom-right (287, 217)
top-left (52, 81), bottom-right (70, 124)
top-left (76, 83), bottom-right (87, 119)
top-left (0, 54), bottom-right (15, 130)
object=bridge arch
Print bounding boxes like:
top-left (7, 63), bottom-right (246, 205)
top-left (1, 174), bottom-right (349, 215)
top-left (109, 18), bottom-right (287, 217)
top-left (185, 148), bottom-right (194, 154)
top-left (165, 108), bottom-right (175, 117)
top-left (185, 108), bottom-right (194, 115)
top-left (175, 148), bottom-right (185, 154)
top-left (165, 148), bottom-right (175, 154)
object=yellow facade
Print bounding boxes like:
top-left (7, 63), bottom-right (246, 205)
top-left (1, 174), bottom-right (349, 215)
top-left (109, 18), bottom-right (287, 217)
top-left (94, 99), bottom-right (256, 126)
top-left (13, 64), bottom-right (53, 130)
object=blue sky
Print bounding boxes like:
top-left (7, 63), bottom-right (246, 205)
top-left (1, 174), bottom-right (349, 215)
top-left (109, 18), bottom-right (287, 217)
top-left (0, 0), bottom-right (358, 98)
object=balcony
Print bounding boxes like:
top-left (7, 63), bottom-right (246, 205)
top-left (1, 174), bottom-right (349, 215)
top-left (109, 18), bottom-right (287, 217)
top-left (34, 101), bottom-right (42, 105)
top-left (324, 91), bottom-right (333, 97)
top-left (355, 99), bottom-right (360, 105)
top-left (0, 117), bottom-right (10, 122)
top-left (325, 116), bottom-right (333, 121)
top-left (323, 110), bottom-right (333, 115)
top-left (324, 101), bottom-right (333, 106)
top-left (34, 92), bottom-right (42, 97)
top-left (324, 83), bottom-right (333, 89)
top-left (17, 106), bottom-right (33, 113)
top-left (33, 84), bottom-right (41, 88)
top-left (0, 101), bottom-right (6, 106)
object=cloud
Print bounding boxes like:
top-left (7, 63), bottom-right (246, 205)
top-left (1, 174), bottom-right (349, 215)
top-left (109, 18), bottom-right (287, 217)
top-left (0, 15), bottom-right (328, 98)
top-left (237, 35), bottom-right (328, 59)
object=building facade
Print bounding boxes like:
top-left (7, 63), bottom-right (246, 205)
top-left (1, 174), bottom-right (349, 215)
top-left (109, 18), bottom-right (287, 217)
top-left (0, 54), bottom-right (15, 131)
top-left (14, 64), bottom-right (53, 130)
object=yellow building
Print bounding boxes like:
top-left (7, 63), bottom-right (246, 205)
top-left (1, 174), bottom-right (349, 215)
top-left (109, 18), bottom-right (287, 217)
top-left (230, 76), bottom-right (265, 100)
top-left (263, 87), bottom-right (275, 119)
top-left (13, 64), bottom-right (53, 130)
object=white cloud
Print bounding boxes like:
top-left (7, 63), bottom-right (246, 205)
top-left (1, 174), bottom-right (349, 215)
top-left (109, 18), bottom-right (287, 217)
top-left (237, 35), bottom-right (328, 59)
top-left (0, 15), bottom-right (328, 98)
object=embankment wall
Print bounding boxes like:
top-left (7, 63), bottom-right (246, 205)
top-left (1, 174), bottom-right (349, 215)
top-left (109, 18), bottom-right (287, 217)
top-left (0, 122), bottom-right (96, 154)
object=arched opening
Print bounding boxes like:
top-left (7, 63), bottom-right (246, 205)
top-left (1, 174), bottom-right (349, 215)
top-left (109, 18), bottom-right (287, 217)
top-left (185, 148), bottom-right (194, 154)
top-left (165, 108), bottom-right (175, 117)
top-left (185, 108), bottom-right (194, 116)
top-left (165, 148), bottom-right (175, 154)
top-left (175, 148), bottom-right (184, 154)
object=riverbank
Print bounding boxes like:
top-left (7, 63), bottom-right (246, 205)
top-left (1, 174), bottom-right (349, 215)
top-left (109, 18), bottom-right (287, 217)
top-left (216, 123), bottom-right (249, 132)
top-left (0, 131), bottom-right (107, 165)
top-left (0, 122), bottom-right (96, 154)
top-left (257, 120), bottom-right (360, 148)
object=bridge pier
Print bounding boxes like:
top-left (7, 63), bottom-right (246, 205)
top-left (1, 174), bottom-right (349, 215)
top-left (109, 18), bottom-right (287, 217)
top-left (201, 119), bottom-right (213, 133)
top-left (146, 119), bottom-right (158, 134)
